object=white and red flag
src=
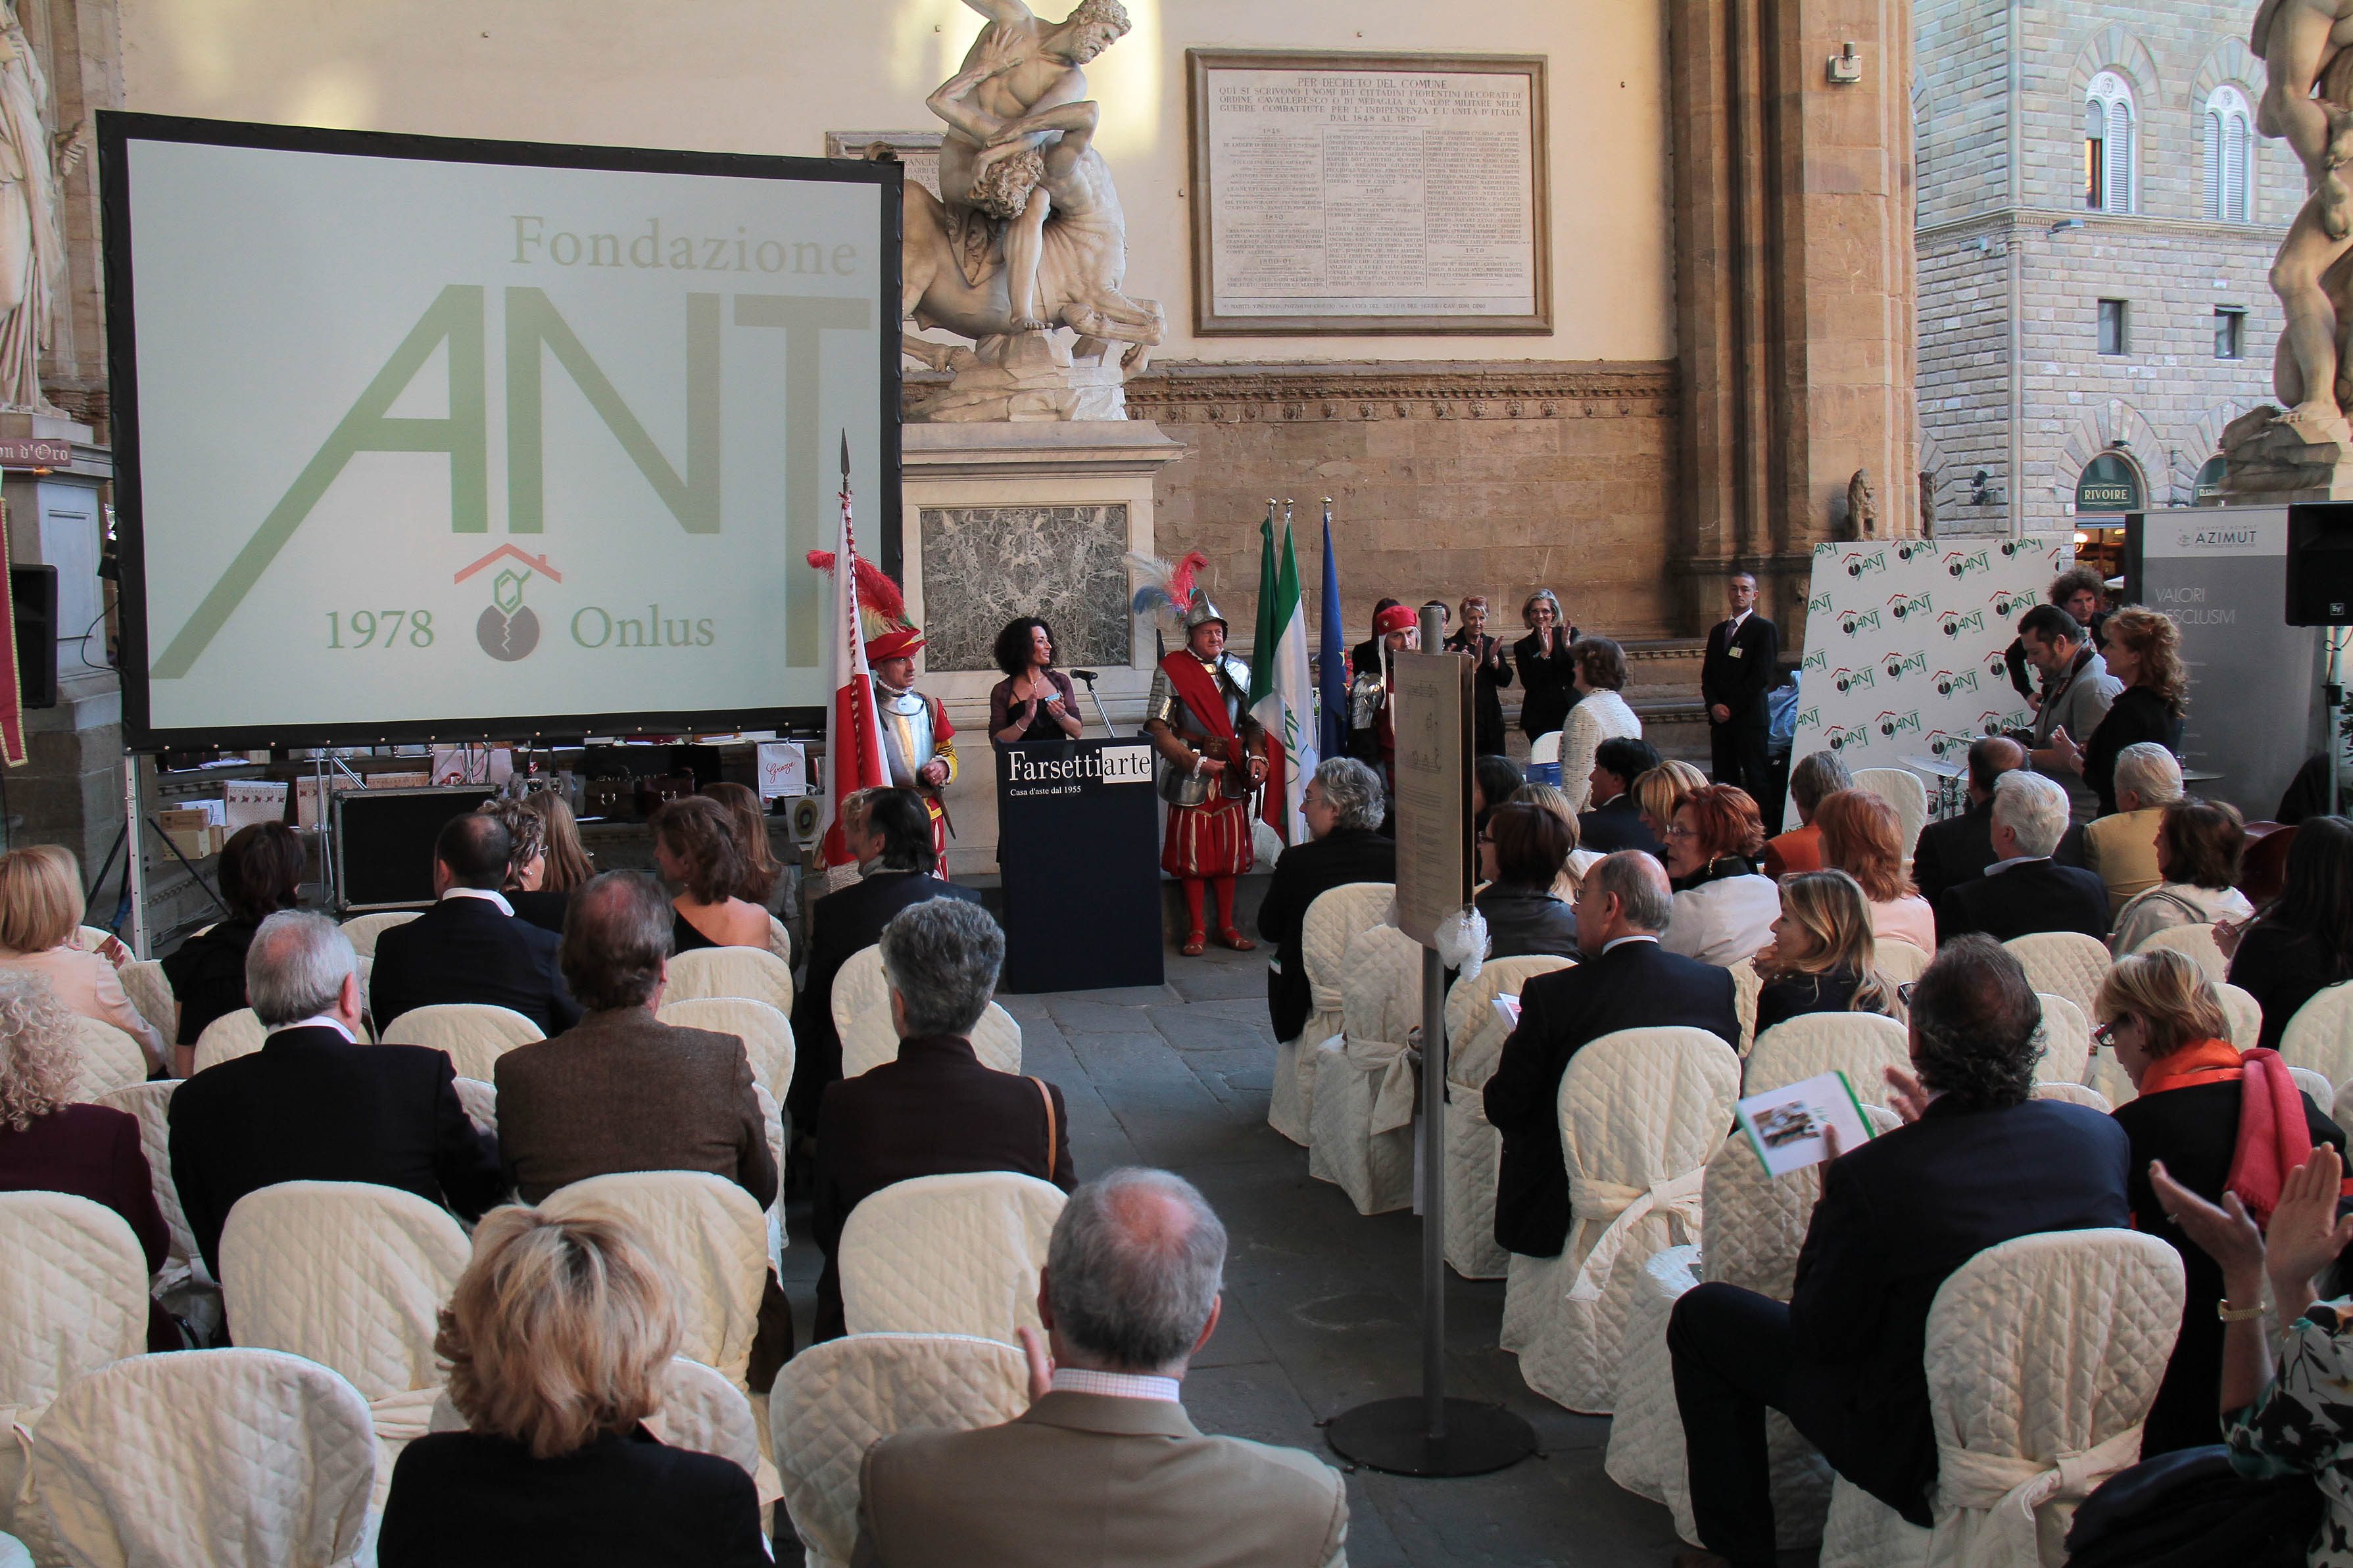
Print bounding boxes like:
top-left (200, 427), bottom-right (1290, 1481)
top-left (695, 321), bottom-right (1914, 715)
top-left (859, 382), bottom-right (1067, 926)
top-left (808, 433), bottom-right (888, 867)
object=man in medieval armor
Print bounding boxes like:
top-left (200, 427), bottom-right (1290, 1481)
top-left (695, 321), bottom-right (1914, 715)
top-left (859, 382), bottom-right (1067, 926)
top-left (1144, 595), bottom-right (1268, 957)
top-left (868, 622), bottom-right (958, 868)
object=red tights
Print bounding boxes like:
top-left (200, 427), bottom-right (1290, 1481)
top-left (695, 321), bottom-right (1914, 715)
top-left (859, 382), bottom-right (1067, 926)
top-left (1180, 876), bottom-right (1238, 936)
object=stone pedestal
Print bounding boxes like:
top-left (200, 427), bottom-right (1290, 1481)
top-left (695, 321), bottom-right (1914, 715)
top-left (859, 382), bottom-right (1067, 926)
top-left (2216, 405), bottom-right (2353, 503)
top-left (900, 420), bottom-right (1188, 877)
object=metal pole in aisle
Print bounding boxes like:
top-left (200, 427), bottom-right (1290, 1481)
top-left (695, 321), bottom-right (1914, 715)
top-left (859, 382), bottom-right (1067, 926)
top-left (122, 752), bottom-right (147, 959)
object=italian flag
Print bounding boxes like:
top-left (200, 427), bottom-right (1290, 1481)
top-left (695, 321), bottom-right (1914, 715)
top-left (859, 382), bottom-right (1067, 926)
top-left (1248, 514), bottom-right (1317, 844)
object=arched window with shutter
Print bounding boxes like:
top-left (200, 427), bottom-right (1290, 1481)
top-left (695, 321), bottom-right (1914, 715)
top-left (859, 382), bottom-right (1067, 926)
top-left (2204, 84), bottom-right (2254, 221)
top-left (2086, 72), bottom-right (2136, 213)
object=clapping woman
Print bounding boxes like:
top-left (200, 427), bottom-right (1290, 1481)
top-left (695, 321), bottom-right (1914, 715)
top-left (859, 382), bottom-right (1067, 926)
top-left (988, 617), bottom-right (1082, 744)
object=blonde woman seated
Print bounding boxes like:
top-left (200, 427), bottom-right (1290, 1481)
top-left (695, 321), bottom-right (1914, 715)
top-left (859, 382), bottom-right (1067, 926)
top-left (651, 795), bottom-right (772, 953)
top-left (0, 845), bottom-right (164, 1072)
top-left (520, 790), bottom-right (596, 891)
top-left (2110, 797), bottom-right (2255, 957)
top-left (1512, 781), bottom-right (1605, 900)
top-left (1749, 870), bottom-right (1901, 1035)
top-left (1661, 783), bottom-right (1782, 966)
top-left (377, 1204), bottom-right (768, 1567)
top-left (1631, 759), bottom-right (1709, 852)
top-left (1813, 788), bottom-right (1939, 957)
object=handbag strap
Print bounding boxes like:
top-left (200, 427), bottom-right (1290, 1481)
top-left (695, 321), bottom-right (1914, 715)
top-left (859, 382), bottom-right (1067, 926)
top-left (1032, 1075), bottom-right (1057, 1183)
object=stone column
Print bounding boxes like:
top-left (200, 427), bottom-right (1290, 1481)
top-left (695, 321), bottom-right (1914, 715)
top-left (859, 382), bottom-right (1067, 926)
top-left (1670, 0), bottom-right (1919, 646)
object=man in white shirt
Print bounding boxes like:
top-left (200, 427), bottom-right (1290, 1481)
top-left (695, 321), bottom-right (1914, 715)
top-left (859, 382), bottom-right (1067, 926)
top-left (369, 813), bottom-right (578, 1033)
top-left (853, 1168), bottom-right (1347, 1568)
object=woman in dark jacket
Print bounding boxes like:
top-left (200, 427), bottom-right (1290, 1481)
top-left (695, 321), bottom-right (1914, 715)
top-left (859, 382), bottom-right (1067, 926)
top-left (1749, 870), bottom-right (1901, 1036)
top-left (1512, 588), bottom-right (1580, 741)
top-left (2053, 605), bottom-right (2185, 819)
top-left (379, 1205), bottom-right (768, 1567)
top-left (2222, 815), bottom-right (2353, 1055)
top-left (988, 616), bottom-right (1082, 745)
top-left (1444, 596), bottom-right (1513, 756)
top-left (159, 821), bottom-right (303, 1066)
top-left (1475, 803), bottom-right (1580, 961)
top-left (2098, 948), bottom-right (2346, 1455)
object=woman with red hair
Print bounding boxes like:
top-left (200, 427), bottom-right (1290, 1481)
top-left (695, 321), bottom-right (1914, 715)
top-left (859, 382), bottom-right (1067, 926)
top-left (1661, 784), bottom-right (1780, 966)
top-left (1814, 788), bottom-right (1939, 957)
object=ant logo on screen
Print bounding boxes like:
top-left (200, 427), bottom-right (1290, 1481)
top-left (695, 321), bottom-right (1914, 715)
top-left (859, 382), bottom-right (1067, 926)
top-left (1988, 587), bottom-right (2035, 618)
top-left (1883, 649), bottom-right (1928, 682)
top-left (1944, 548), bottom-right (1993, 579)
top-left (1875, 709), bottom-right (1922, 739)
top-left (1830, 665), bottom-right (1875, 695)
top-left (1933, 668), bottom-right (1979, 698)
top-left (455, 545), bottom-right (564, 662)
top-left (1885, 590), bottom-right (1933, 621)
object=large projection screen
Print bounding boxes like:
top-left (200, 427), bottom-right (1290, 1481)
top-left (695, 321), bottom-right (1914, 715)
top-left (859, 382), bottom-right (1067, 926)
top-left (101, 113), bottom-right (900, 749)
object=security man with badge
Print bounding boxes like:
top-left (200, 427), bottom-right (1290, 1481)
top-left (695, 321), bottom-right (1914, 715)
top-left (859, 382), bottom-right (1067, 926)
top-left (1702, 570), bottom-right (1779, 797)
top-left (1144, 594), bottom-right (1269, 957)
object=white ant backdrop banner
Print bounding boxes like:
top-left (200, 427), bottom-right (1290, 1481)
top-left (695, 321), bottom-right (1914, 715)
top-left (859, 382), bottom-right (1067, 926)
top-left (1782, 535), bottom-right (2073, 830)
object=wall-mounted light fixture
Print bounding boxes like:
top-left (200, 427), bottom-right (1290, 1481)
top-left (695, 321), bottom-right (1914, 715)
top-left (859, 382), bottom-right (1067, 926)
top-left (2049, 218), bottom-right (2087, 235)
top-left (1828, 41), bottom-right (1862, 84)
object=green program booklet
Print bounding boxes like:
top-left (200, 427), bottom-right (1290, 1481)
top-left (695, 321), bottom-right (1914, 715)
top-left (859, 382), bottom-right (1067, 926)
top-left (1735, 1069), bottom-right (1874, 1177)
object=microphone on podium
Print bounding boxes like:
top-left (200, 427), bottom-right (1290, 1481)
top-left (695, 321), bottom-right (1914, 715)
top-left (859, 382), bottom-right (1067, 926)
top-left (1065, 671), bottom-right (1113, 736)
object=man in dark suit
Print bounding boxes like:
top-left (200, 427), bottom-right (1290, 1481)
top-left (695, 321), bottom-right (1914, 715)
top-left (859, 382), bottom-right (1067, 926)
top-left (170, 910), bottom-right (502, 1276)
top-left (1257, 757), bottom-right (1395, 1043)
top-left (1666, 936), bottom-right (2130, 1567)
top-left (1484, 851), bottom-right (1739, 1257)
top-left (813, 895), bottom-right (1069, 1341)
top-left (1701, 572), bottom-right (1778, 796)
top-left (1577, 736), bottom-right (1664, 856)
top-left (788, 786), bottom-right (983, 1133)
top-left (1934, 770), bottom-right (2110, 943)
top-left (1910, 736), bottom-right (2023, 911)
top-left (369, 814), bottom-right (579, 1035)
top-left (494, 871), bottom-right (775, 1207)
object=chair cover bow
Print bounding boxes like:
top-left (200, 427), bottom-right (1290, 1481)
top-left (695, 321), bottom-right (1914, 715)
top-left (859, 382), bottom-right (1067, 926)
top-left (1566, 1167), bottom-right (1707, 1304)
top-left (1339, 1032), bottom-right (1420, 1134)
top-left (1931, 1425), bottom-right (2145, 1568)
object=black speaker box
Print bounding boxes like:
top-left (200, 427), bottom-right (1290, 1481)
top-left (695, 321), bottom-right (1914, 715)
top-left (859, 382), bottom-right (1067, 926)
top-left (331, 785), bottom-right (498, 911)
top-left (2288, 502), bottom-right (2353, 625)
top-left (9, 565), bottom-right (55, 709)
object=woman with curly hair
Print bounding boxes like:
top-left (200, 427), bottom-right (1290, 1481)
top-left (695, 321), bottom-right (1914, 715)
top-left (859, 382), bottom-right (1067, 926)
top-left (698, 782), bottom-right (783, 911)
top-left (377, 1204), bottom-right (767, 1564)
top-left (1661, 783), bottom-right (1780, 966)
top-left (0, 968), bottom-right (176, 1349)
top-left (651, 796), bottom-right (770, 953)
top-left (988, 615), bottom-right (1082, 744)
top-left (475, 798), bottom-right (567, 936)
top-left (2051, 604), bottom-right (2187, 818)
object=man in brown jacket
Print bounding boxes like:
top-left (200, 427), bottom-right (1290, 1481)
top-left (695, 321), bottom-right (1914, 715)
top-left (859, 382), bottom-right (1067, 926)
top-left (494, 870), bottom-right (775, 1208)
top-left (851, 1167), bottom-right (1347, 1568)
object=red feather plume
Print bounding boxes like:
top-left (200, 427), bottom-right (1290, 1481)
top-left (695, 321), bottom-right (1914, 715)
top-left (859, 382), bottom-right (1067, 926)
top-left (805, 549), bottom-right (910, 624)
top-left (1167, 550), bottom-right (1210, 611)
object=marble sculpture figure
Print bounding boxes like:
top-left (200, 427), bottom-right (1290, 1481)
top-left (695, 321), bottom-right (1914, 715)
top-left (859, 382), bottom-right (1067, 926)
top-left (2252, 0), bottom-right (2353, 440)
top-left (0, 1), bottom-right (77, 416)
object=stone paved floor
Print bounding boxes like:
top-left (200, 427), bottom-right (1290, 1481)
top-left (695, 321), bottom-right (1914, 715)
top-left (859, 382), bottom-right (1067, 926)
top-left (778, 941), bottom-right (1689, 1568)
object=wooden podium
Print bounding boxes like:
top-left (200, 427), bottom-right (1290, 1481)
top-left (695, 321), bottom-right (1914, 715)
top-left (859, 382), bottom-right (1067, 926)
top-left (994, 738), bottom-right (1165, 993)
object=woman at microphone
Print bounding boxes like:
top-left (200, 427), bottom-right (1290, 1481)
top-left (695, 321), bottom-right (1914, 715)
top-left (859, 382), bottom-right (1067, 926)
top-left (988, 615), bottom-right (1083, 744)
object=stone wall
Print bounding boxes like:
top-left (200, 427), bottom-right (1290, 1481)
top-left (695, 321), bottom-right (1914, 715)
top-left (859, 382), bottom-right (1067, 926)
top-left (1122, 360), bottom-right (1680, 650)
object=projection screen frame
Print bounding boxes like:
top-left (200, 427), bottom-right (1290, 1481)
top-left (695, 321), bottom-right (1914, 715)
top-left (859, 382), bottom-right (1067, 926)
top-left (100, 110), bottom-right (902, 751)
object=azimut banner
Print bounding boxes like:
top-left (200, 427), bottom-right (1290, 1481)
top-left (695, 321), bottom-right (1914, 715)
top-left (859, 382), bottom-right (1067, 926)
top-left (1782, 535), bottom-right (2072, 830)
top-left (103, 114), bottom-right (897, 746)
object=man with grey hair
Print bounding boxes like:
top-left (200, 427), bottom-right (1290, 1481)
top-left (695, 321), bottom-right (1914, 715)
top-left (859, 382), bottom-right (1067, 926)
top-left (168, 910), bottom-right (500, 1277)
top-left (1256, 755), bottom-right (1396, 1047)
top-left (852, 1168), bottom-right (1347, 1567)
top-left (812, 896), bottom-right (1071, 1341)
top-left (1484, 851), bottom-right (1738, 1258)
top-left (2081, 740), bottom-right (2183, 915)
top-left (1761, 749), bottom-right (1853, 877)
top-left (1934, 771), bottom-right (2110, 943)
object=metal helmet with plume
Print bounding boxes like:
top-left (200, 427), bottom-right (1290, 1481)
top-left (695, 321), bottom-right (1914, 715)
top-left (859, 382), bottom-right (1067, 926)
top-left (1127, 549), bottom-right (1215, 642)
top-left (807, 549), bottom-right (925, 663)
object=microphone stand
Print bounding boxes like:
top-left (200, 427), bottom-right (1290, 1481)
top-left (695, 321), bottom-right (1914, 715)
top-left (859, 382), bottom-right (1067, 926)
top-left (1067, 669), bottom-right (1117, 738)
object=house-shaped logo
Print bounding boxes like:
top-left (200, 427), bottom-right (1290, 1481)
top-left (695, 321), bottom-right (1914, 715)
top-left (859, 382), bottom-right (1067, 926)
top-left (456, 545), bottom-right (564, 662)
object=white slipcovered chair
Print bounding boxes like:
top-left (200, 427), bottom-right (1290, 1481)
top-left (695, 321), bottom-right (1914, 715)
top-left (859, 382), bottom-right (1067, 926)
top-left (2002, 932), bottom-right (2111, 1026)
top-left (841, 999), bottom-right (1022, 1079)
top-left (2336, 1078), bottom-right (2353, 1143)
top-left (117, 958), bottom-right (176, 1045)
top-left (659, 995), bottom-right (796, 1107)
top-left (766, 913), bottom-right (794, 966)
top-left (29, 1348), bottom-right (377, 1568)
top-left (1606, 1105), bottom-right (1906, 1550)
top-left (1875, 939), bottom-right (1931, 986)
top-left (1556, 694), bottom-right (1642, 814)
top-left (829, 945), bottom-right (890, 1037)
top-left (1855, 767), bottom-right (1929, 862)
top-left (1271, 881), bottom-right (1394, 1147)
top-left (2033, 992), bottom-right (2092, 1087)
top-left (2220, 982), bottom-right (2262, 1051)
top-left (2291, 1065), bottom-right (2336, 1108)
top-left (666, 945), bottom-right (795, 1014)
top-left (1444, 953), bottom-right (1574, 1279)
top-left (1307, 922), bottom-right (1423, 1216)
top-left (2131, 920), bottom-right (2228, 979)
top-left (339, 910), bottom-right (420, 956)
top-left (1743, 1012), bottom-right (1910, 1109)
top-left (2031, 1080), bottom-right (2113, 1111)
top-left (65, 1016), bottom-right (148, 1101)
top-left (1529, 730), bottom-right (1562, 767)
top-left (217, 1179), bottom-right (471, 1514)
top-left (838, 1171), bottom-right (1065, 1342)
top-left (0, 1193), bottom-right (149, 1538)
top-left (379, 1001), bottom-right (544, 1081)
top-left (1500, 1026), bottom-right (1742, 1414)
top-left (1728, 958), bottom-right (1762, 1055)
top-left (0, 1531), bottom-right (26, 1566)
top-left (2282, 980), bottom-right (2353, 1088)
top-left (542, 1171), bottom-right (769, 1390)
top-left (191, 1007), bottom-right (267, 1073)
top-left (89, 1081), bottom-right (208, 1317)
top-left (451, 1076), bottom-right (497, 1136)
top-left (70, 924), bottom-right (123, 958)
top-left (770, 1332), bottom-right (1029, 1568)
top-left (1818, 1229), bottom-right (2184, 1568)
